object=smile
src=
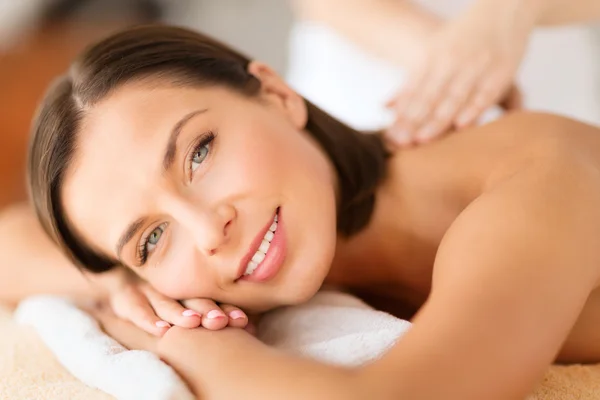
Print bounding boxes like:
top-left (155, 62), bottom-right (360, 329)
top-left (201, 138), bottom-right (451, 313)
top-left (237, 208), bottom-right (286, 282)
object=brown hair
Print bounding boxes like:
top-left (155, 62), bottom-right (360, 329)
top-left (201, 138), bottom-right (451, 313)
top-left (28, 25), bottom-right (389, 273)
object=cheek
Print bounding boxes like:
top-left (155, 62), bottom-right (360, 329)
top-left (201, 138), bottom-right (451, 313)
top-left (207, 135), bottom-right (286, 196)
top-left (145, 248), bottom-right (213, 300)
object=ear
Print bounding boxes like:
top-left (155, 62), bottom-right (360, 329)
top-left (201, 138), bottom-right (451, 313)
top-left (247, 61), bottom-right (308, 129)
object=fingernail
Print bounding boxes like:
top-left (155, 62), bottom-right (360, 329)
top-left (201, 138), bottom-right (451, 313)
top-left (206, 310), bottom-right (226, 319)
top-left (182, 309), bottom-right (201, 317)
top-left (155, 320), bottom-right (170, 328)
top-left (229, 310), bottom-right (246, 320)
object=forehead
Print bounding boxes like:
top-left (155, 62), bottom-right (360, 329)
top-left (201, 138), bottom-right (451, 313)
top-left (62, 83), bottom-right (219, 255)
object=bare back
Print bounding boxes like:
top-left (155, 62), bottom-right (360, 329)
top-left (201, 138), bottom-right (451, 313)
top-left (328, 111), bottom-right (600, 363)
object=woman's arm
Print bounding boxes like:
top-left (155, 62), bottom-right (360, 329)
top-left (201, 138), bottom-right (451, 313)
top-left (361, 141), bottom-right (600, 399)
top-left (158, 327), bottom-right (362, 400)
top-left (155, 116), bottom-right (600, 399)
top-left (291, 0), bottom-right (441, 68)
top-left (0, 202), bottom-right (115, 304)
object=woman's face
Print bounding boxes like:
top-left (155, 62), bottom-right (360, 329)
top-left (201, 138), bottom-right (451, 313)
top-left (62, 66), bottom-right (338, 312)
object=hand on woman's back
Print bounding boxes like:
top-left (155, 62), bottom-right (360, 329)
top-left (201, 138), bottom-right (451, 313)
top-left (385, 1), bottom-right (529, 147)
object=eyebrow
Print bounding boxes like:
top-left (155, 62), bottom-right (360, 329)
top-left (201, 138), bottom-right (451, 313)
top-left (162, 109), bottom-right (208, 172)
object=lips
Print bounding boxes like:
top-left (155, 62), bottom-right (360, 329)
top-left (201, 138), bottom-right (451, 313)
top-left (236, 207), bottom-right (286, 282)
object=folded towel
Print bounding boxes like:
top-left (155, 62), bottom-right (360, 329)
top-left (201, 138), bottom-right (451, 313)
top-left (258, 290), bottom-right (412, 366)
top-left (15, 291), bottom-right (411, 399)
top-left (14, 296), bottom-right (195, 400)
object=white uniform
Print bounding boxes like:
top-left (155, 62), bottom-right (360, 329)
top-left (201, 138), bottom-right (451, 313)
top-left (287, 1), bottom-right (600, 130)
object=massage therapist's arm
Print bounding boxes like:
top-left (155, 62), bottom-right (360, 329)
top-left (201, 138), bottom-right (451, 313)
top-left (155, 116), bottom-right (600, 399)
top-left (292, 0), bottom-right (441, 68)
top-left (533, 0), bottom-right (600, 25)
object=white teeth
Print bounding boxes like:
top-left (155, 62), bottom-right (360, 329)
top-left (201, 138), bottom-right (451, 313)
top-left (259, 239), bottom-right (271, 253)
top-left (274, 214), bottom-right (278, 222)
top-left (245, 261), bottom-right (258, 275)
top-left (243, 213), bottom-right (279, 276)
top-left (251, 251), bottom-right (266, 264)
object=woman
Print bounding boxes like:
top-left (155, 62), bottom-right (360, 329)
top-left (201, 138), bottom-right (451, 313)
top-left (20, 24), bottom-right (600, 399)
top-left (288, 0), bottom-right (600, 143)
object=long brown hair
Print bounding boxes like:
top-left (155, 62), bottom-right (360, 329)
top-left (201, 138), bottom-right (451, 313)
top-left (28, 25), bottom-right (389, 273)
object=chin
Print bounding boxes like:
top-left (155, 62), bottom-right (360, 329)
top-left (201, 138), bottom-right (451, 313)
top-left (282, 259), bottom-right (333, 306)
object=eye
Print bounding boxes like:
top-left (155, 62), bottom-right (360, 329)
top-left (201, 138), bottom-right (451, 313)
top-left (191, 144), bottom-right (209, 172)
top-left (138, 222), bottom-right (167, 264)
top-left (147, 225), bottom-right (164, 250)
top-left (187, 131), bottom-right (215, 176)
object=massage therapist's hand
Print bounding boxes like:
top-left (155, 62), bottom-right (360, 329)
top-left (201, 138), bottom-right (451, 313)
top-left (386, 0), bottom-right (533, 146)
top-left (103, 269), bottom-right (249, 336)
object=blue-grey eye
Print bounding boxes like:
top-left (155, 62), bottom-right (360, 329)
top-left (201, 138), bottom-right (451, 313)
top-left (146, 223), bottom-right (167, 253)
top-left (149, 227), bottom-right (162, 244)
top-left (191, 144), bottom-right (210, 172)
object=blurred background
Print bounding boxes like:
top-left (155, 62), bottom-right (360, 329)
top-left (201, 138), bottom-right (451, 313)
top-left (1, 0), bottom-right (599, 211)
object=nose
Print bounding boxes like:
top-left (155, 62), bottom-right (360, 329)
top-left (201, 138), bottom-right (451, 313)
top-left (171, 200), bottom-right (235, 257)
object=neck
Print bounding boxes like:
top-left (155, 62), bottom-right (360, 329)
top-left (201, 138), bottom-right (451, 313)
top-left (325, 186), bottom-right (406, 290)
top-left (323, 150), bottom-right (459, 296)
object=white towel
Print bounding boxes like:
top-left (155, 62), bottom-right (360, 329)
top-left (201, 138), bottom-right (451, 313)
top-left (258, 290), bottom-right (411, 366)
top-left (15, 291), bottom-right (411, 399)
top-left (14, 296), bottom-right (195, 400)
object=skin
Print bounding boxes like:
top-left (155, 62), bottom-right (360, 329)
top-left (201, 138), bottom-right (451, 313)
top-left (63, 64), bottom-right (338, 315)
top-left (296, 0), bottom-right (600, 145)
top-left (57, 61), bottom-right (600, 399)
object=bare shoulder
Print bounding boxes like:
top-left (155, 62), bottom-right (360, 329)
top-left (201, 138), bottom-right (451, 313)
top-left (434, 126), bottom-right (600, 290)
top-left (367, 118), bottom-right (600, 397)
top-left (478, 111), bottom-right (600, 152)
top-left (386, 111), bottom-right (600, 207)
top-left (458, 111), bottom-right (600, 188)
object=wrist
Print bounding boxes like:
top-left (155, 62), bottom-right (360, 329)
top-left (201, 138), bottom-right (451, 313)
top-left (395, 8), bottom-right (443, 67)
top-left (157, 327), bottom-right (258, 398)
top-left (156, 327), bottom-right (204, 396)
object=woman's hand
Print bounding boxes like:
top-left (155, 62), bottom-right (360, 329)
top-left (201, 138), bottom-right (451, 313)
top-left (89, 302), bottom-right (263, 399)
top-left (386, 0), bottom-right (535, 146)
top-left (89, 302), bottom-right (257, 354)
top-left (102, 269), bottom-right (249, 336)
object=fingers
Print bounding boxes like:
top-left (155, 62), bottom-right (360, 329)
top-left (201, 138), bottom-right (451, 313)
top-left (389, 64), bottom-right (456, 145)
top-left (386, 53), bottom-right (517, 146)
top-left (140, 285), bottom-right (202, 329)
top-left (181, 299), bottom-right (247, 330)
top-left (455, 73), bottom-right (508, 128)
top-left (412, 69), bottom-right (479, 143)
top-left (110, 284), bottom-right (171, 337)
top-left (387, 55), bottom-right (484, 145)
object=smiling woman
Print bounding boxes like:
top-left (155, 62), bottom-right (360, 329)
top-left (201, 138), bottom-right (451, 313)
top-left (28, 25), bottom-right (387, 313)
top-left (21, 23), bottom-right (600, 400)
